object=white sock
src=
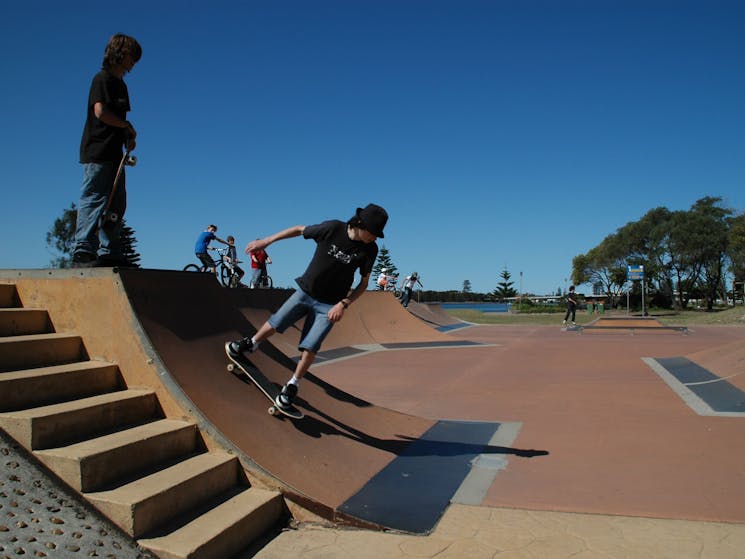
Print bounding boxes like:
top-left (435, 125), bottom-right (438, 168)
top-left (288, 376), bottom-right (299, 387)
top-left (251, 337), bottom-right (261, 349)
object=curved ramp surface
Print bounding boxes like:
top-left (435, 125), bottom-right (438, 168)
top-left (116, 270), bottom-right (499, 531)
top-left (405, 300), bottom-right (472, 332)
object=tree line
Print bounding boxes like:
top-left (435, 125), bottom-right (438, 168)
top-left (571, 196), bottom-right (745, 310)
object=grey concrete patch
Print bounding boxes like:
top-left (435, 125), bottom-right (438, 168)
top-left (0, 429), bottom-right (155, 559)
top-left (451, 422), bottom-right (522, 505)
top-left (643, 357), bottom-right (745, 418)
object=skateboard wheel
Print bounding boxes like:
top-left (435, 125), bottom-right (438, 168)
top-left (227, 364), bottom-right (235, 372)
top-left (268, 406), bottom-right (277, 416)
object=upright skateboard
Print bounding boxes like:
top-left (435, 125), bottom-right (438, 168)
top-left (224, 343), bottom-right (303, 419)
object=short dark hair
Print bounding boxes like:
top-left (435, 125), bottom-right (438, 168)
top-left (103, 34), bottom-right (142, 70)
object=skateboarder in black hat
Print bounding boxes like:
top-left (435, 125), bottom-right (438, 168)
top-left (227, 204), bottom-right (389, 410)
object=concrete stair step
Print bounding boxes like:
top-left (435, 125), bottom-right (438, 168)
top-left (35, 418), bottom-right (199, 492)
top-left (0, 308), bottom-right (51, 336)
top-left (0, 283), bottom-right (290, 555)
top-left (139, 487), bottom-right (285, 559)
top-left (88, 452), bottom-right (241, 537)
top-left (0, 388), bottom-right (159, 450)
top-left (0, 360), bottom-right (121, 412)
top-left (0, 332), bottom-right (86, 372)
top-left (0, 284), bottom-right (19, 308)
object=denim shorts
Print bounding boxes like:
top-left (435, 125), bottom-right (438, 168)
top-left (268, 289), bottom-right (335, 354)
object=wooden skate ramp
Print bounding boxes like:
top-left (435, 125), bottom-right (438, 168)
top-left (116, 270), bottom-right (498, 531)
top-left (405, 300), bottom-right (471, 331)
top-left (223, 288), bottom-right (457, 357)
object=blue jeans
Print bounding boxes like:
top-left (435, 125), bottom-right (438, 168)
top-left (73, 161), bottom-right (126, 259)
top-left (268, 289), bottom-right (334, 354)
top-left (250, 267), bottom-right (267, 287)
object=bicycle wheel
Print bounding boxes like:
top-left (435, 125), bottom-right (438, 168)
top-left (219, 265), bottom-right (231, 287)
top-left (183, 264), bottom-right (200, 272)
top-left (260, 275), bottom-right (273, 289)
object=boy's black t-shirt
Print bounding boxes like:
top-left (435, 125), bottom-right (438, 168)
top-left (296, 220), bottom-right (378, 304)
top-left (80, 69), bottom-right (131, 163)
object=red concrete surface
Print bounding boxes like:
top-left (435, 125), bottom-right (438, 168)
top-left (315, 322), bottom-right (745, 523)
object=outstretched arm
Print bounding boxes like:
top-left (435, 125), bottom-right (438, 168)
top-left (246, 225), bottom-right (305, 254)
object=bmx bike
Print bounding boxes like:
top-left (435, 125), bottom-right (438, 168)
top-left (251, 268), bottom-right (273, 289)
top-left (379, 276), bottom-right (401, 298)
top-left (183, 247), bottom-right (243, 288)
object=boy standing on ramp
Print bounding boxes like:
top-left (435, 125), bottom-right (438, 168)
top-left (227, 204), bottom-right (388, 411)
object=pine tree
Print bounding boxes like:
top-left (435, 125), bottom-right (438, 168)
top-left (372, 246), bottom-right (398, 290)
top-left (46, 203), bottom-right (77, 268)
top-left (120, 220), bottom-right (142, 268)
top-left (463, 280), bottom-right (472, 293)
top-left (494, 268), bottom-right (517, 301)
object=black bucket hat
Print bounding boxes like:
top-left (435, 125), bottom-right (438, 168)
top-left (355, 204), bottom-right (388, 238)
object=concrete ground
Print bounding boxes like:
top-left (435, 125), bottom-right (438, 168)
top-left (256, 505), bottom-right (745, 559)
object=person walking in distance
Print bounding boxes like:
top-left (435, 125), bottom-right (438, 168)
top-left (563, 285), bottom-right (577, 326)
top-left (72, 34), bottom-right (142, 267)
top-left (227, 204), bottom-right (388, 410)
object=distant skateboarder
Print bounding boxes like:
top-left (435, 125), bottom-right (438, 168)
top-left (563, 285), bottom-right (577, 326)
top-left (400, 272), bottom-right (422, 307)
top-left (227, 204), bottom-right (389, 411)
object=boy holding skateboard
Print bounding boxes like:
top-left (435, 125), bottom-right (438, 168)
top-left (227, 203), bottom-right (388, 410)
top-left (73, 34), bottom-right (142, 267)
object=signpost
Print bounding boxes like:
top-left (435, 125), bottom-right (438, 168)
top-left (627, 265), bottom-right (646, 316)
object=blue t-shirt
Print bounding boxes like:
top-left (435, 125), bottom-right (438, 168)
top-left (195, 231), bottom-right (215, 254)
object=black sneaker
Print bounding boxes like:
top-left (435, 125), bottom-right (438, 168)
top-left (227, 337), bottom-right (255, 359)
top-left (275, 383), bottom-right (298, 409)
top-left (72, 252), bottom-right (97, 268)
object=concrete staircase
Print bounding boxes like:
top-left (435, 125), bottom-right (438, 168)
top-left (0, 282), bottom-right (286, 559)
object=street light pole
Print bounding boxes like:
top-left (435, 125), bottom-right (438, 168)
top-left (519, 271), bottom-right (523, 311)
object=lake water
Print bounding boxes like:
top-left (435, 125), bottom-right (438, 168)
top-left (440, 302), bottom-right (510, 313)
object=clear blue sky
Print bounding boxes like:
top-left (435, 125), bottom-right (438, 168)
top-left (2, 0), bottom-right (743, 295)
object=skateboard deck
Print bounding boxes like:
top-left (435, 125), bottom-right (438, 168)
top-left (224, 342), bottom-right (303, 419)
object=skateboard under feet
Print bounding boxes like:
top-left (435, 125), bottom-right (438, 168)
top-left (225, 342), bottom-right (304, 419)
